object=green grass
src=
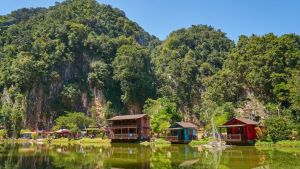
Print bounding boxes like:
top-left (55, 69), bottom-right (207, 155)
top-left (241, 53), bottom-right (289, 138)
top-left (255, 140), bottom-right (300, 148)
top-left (1, 138), bottom-right (111, 147)
top-left (275, 140), bottom-right (300, 147)
top-left (255, 140), bottom-right (275, 147)
top-left (48, 138), bottom-right (111, 147)
top-left (189, 140), bottom-right (210, 146)
top-left (140, 138), bottom-right (171, 147)
top-left (255, 140), bottom-right (300, 153)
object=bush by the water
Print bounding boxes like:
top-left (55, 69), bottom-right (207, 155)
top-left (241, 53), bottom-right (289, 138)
top-left (264, 116), bottom-right (294, 142)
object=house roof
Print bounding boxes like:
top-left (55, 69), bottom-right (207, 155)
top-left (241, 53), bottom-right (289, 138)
top-left (170, 122), bottom-right (198, 129)
top-left (219, 124), bottom-right (246, 128)
top-left (236, 117), bottom-right (259, 125)
top-left (108, 114), bottom-right (147, 121)
top-left (223, 117), bottom-right (259, 126)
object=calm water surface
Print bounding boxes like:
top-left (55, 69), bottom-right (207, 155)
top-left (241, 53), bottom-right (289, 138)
top-left (0, 143), bottom-right (299, 169)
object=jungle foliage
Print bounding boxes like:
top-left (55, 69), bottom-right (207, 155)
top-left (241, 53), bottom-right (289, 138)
top-left (0, 0), bottom-right (299, 140)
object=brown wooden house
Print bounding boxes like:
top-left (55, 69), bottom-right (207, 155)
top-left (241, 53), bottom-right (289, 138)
top-left (107, 114), bottom-right (150, 142)
top-left (218, 117), bottom-right (260, 145)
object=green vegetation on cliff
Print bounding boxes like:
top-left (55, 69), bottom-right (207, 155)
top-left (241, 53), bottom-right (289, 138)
top-left (0, 0), bottom-right (157, 134)
top-left (0, 0), bottom-right (299, 140)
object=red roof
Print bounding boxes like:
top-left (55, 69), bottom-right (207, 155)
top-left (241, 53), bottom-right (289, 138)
top-left (108, 114), bottom-right (148, 121)
top-left (223, 117), bottom-right (259, 125)
top-left (236, 117), bottom-right (259, 125)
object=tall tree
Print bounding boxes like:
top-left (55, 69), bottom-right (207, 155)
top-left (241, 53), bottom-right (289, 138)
top-left (113, 44), bottom-right (155, 114)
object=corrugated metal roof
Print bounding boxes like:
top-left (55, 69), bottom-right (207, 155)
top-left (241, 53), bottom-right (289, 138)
top-left (236, 117), bottom-right (259, 125)
top-left (175, 122), bottom-right (198, 129)
top-left (223, 117), bottom-right (259, 125)
top-left (108, 114), bottom-right (147, 121)
top-left (167, 128), bottom-right (184, 130)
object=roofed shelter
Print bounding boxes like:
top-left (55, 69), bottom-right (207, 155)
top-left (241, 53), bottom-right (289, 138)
top-left (218, 117), bottom-right (260, 145)
top-left (54, 129), bottom-right (71, 138)
top-left (107, 114), bottom-right (150, 143)
top-left (166, 122), bottom-right (198, 144)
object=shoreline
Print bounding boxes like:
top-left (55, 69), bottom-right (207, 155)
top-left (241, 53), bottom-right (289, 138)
top-left (2, 139), bottom-right (300, 149)
top-left (255, 140), bottom-right (300, 148)
top-left (1, 138), bottom-right (111, 147)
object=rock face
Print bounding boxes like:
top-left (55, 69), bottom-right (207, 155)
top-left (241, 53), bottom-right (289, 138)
top-left (0, 0), bottom-right (156, 130)
top-left (235, 89), bottom-right (268, 121)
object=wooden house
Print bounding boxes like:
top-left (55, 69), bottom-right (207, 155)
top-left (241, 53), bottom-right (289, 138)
top-left (107, 114), bottom-right (150, 143)
top-left (166, 122), bottom-right (198, 144)
top-left (218, 117), bottom-right (260, 145)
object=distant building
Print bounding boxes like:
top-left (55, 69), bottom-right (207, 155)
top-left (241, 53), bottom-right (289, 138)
top-left (107, 114), bottom-right (150, 143)
top-left (166, 122), bottom-right (198, 144)
top-left (218, 117), bottom-right (261, 145)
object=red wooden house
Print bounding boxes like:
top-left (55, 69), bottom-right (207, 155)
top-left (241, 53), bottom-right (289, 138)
top-left (218, 117), bottom-right (260, 145)
top-left (107, 114), bottom-right (150, 143)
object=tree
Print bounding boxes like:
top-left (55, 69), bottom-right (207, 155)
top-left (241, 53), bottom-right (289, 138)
top-left (113, 44), bottom-right (155, 114)
top-left (264, 116), bottom-right (293, 142)
top-left (52, 112), bottom-right (94, 133)
top-left (288, 71), bottom-right (300, 122)
top-left (0, 101), bottom-right (23, 138)
top-left (143, 97), bottom-right (181, 135)
top-left (60, 84), bottom-right (81, 110)
top-left (88, 61), bottom-right (110, 88)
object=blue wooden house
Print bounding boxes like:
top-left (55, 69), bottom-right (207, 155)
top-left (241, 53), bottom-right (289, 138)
top-left (166, 122), bottom-right (198, 144)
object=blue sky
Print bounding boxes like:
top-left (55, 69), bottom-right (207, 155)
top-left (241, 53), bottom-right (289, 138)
top-left (0, 0), bottom-right (299, 42)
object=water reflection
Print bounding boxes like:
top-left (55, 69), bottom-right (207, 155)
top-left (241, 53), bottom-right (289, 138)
top-left (104, 144), bottom-right (151, 169)
top-left (0, 143), bottom-right (299, 169)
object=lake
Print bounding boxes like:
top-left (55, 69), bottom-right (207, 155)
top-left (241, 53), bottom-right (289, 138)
top-left (0, 143), bottom-right (299, 169)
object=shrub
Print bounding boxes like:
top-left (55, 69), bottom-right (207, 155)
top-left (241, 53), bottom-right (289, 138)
top-left (0, 129), bottom-right (7, 139)
top-left (264, 116), bottom-right (293, 142)
top-left (32, 133), bottom-right (38, 140)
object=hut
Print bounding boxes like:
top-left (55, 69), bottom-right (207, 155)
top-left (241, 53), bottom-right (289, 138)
top-left (166, 122), bottom-right (198, 144)
top-left (20, 132), bottom-right (35, 139)
top-left (107, 114), bottom-right (150, 143)
top-left (218, 117), bottom-right (260, 145)
top-left (54, 129), bottom-right (71, 138)
top-left (81, 126), bottom-right (104, 138)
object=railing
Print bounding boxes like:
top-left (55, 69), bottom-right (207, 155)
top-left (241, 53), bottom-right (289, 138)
top-left (222, 134), bottom-right (241, 142)
top-left (166, 136), bottom-right (178, 142)
top-left (108, 125), bottom-right (138, 128)
top-left (110, 134), bottom-right (138, 139)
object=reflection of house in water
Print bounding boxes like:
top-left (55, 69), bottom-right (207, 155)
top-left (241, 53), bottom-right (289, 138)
top-left (167, 145), bottom-right (199, 167)
top-left (103, 144), bottom-right (151, 169)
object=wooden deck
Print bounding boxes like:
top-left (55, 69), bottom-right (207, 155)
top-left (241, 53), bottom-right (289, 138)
top-left (166, 136), bottom-right (179, 142)
top-left (166, 136), bottom-right (192, 144)
top-left (109, 124), bottom-right (138, 129)
top-left (109, 134), bottom-right (138, 139)
top-left (222, 134), bottom-right (242, 142)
